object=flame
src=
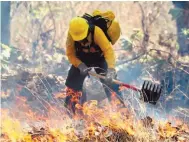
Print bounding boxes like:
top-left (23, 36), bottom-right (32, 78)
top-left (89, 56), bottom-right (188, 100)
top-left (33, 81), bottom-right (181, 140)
top-left (1, 92), bottom-right (189, 142)
top-left (87, 122), bottom-right (96, 137)
top-left (1, 91), bottom-right (11, 98)
top-left (158, 122), bottom-right (178, 138)
top-left (54, 92), bottom-right (67, 99)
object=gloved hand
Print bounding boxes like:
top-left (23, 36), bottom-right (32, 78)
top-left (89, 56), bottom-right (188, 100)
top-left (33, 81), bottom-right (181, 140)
top-left (105, 68), bottom-right (117, 83)
top-left (78, 63), bottom-right (90, 76)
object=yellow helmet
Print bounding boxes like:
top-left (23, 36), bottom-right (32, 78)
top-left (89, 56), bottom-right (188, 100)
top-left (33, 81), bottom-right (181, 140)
top-left (69, 17), bottom-right (89, 41)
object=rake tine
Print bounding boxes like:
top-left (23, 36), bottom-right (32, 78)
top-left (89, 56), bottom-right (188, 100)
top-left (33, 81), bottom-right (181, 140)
top-left (155, 84), bottom-right (159, 92)
top-left (156, 85), bottom-right (160, 93)
top-left (158, 86), bottom-right (162, 94)
top-left (160, 86), bottom-right (163, 94)
top-left (142, 81), bottom-right (146, 90)
top-left (146, 81), bottom-right (148, 86)
top-left (142, 81), bottom-right (148, 91)
top-left (152, 84), bottom-right (156, 92)
top-left (149, 83), bottom-right (153, 91)
top-left (146, 81), bottom-right (150, 90)
top-left (151, 83), bottom-right (155, 97)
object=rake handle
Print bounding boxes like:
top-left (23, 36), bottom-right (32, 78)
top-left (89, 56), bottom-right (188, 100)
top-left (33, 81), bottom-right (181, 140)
top-left (88, 71), bottom-right (141, 92)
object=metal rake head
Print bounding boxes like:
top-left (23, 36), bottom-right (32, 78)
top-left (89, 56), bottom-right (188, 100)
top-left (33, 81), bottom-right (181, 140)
top-left (141, 81), bottom-right (162, 105)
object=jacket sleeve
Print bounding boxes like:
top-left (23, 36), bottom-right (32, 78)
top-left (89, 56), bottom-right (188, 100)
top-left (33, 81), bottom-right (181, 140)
top-left (94, 26), bottom-right (116, 69)
top-left (66, 33), bottom-right (82, 67)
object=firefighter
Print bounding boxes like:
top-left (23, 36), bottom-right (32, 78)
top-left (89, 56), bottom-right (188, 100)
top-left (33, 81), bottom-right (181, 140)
top-left (65, 13), bottom-right (122, 114)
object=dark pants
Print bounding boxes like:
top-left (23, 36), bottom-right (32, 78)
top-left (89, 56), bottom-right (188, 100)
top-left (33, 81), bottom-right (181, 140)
top-left (65, 60), bottom-right (123, 113)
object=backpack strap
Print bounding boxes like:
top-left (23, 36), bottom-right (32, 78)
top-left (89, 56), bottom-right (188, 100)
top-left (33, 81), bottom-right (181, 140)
top-left (92, 15), bottom-right (112, 42)
top-left (89, 24), bottom-right (95, 44)
top-left (82, 13), bottom-right (95, 43)
top-left (82, 13), bottom-right (93, 25)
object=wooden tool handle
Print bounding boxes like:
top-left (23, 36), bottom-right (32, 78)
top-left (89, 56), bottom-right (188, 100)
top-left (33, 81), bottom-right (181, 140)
top-left (88, 71), bottom-right (141, 92)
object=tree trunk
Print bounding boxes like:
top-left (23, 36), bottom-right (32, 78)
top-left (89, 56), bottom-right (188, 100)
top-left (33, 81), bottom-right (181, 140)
top-left (1, 1), bottom-right (10, 45)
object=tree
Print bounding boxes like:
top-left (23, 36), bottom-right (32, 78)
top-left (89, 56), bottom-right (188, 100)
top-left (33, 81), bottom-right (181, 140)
top-left (172, 1), bottom-right (189, 56)
top-left (1, 1), bottom-right (10, 45)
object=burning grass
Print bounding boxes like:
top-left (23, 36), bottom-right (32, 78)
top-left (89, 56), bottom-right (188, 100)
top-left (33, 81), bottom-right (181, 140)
top-left (1, 92), bottom-right (189, 142)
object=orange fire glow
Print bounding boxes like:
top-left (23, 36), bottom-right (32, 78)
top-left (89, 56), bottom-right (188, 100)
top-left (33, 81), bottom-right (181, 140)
top-left (0, 89), bottom-right (189, 142)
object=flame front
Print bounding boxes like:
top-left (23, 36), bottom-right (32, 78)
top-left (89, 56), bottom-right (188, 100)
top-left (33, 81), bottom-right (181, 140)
top-left (1, 91), bottom-right (189, 142)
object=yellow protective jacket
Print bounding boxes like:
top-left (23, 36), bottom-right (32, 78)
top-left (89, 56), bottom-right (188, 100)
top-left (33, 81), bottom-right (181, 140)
top-left (66, 26), bottom-right (115, 69)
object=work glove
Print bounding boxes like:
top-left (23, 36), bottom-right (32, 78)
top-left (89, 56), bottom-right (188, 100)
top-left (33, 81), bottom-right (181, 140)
top-left (78, 63), bottom-right (90, 76)
top-left (105, 68), bottom-right (117, 84)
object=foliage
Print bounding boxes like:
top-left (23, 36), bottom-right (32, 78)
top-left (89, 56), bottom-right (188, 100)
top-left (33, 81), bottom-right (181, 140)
top-left (30, 6), bottom-right (49, 20)
top-left (130, 29), bottom-right (144, 42)
top-left (1, 43), bottom-right (11, 72)
top-left (1, 43), bottom-right (23, 73)
top-left (181, 28), bottom-right (189, 36)
top-left (168, 8), bottom-right (184, 20)
top-left (175, 42), bottom-right (180, 51)
top-left (1, 43), bottom-right (11, 59)
top-left (121, 29), bottom-right (144, 52)
top-left (29, 3), bottom-right (63, 20)
top-left (120, 37), bottom-right (132, 51)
